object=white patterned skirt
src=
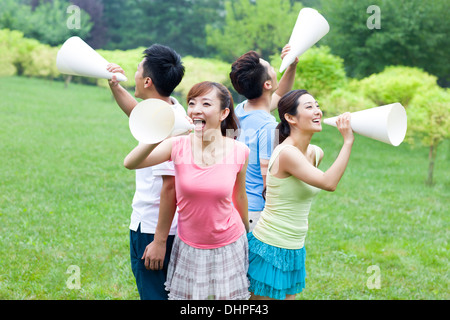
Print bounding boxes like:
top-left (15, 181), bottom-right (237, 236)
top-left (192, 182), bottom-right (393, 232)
top-left (164, 233), bottom-right (250, 300)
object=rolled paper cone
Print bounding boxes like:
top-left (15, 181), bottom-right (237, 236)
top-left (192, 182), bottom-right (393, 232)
top-left (279, 55), bottom-right (297, 74)
top-left (129, 99), bottom-right (194, 144)
top-left (110, 72), bottom-right (128, 82)
top-left (170, 109), bottom-right (195, 137)
top-left (129, 99), bottom-right (175, 144)
top-left (56, 36), bottom-right (128, 82)
top-left (280, 8), bottom-right (330, 72)
top-left (323, 103), bottom-right (407, 146)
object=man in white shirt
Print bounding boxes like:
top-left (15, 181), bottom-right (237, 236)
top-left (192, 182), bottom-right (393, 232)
top-left (107, 44), bottom-right (185, 300)
top-left (229, 46), bottom-right (298, 231)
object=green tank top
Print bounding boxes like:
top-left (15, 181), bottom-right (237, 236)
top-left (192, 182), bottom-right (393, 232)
top-left (252, 144), bottom-right (321, 249)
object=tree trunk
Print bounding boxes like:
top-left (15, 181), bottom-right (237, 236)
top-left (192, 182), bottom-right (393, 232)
top-left (64, 75), bottom-right (72, 89)
top-left (426, 143), bottom-right (437, 186)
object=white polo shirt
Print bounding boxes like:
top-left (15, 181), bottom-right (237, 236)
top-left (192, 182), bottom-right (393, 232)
top-left (129, 97), bottom-right (186, 235)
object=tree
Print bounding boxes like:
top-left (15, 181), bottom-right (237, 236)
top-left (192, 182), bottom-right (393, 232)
top-left (174, 56), bottom-right (232, 101)
top-left (101, 0), bottom-right (146, 50)
top-left (0, 0), bottom-right (92, 46)
top-left (408, 87), bottom-right (450, 185)
top-left (355, 65), bottom-right (448, 185)
top-left (102, 0), bottom-right (225, 57)
top-left (319, 0), bottom-right (449, 86)
top-left (206, 0), bottom-right (303, 62)
top-left (71, 0), bottom-right (107, 49)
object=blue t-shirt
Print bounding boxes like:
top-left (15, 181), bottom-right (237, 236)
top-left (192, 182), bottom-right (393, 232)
top-left (235, 101), bottom-right (278, 211)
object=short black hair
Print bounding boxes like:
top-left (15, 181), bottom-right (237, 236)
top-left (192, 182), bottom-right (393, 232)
top-left (230, 51), bottom-right (271, 100)
top-left (142, 44), bottom-right (185, 97)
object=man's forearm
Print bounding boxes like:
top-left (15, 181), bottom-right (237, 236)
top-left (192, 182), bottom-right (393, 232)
top-left (110, 84), bottom-right (138, 117)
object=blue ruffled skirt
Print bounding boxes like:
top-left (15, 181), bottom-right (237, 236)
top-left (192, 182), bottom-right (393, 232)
top-left (247, 232), bottom-right (306, 300)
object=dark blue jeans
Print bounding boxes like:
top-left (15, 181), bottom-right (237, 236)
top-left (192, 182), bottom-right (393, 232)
top-left (130, 224), bottom-right (175, 300)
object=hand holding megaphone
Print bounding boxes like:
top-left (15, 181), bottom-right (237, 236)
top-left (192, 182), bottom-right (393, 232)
top-left (334, 112), bottom-right (355, 144)
top-left (129, 99), bottom-right (195, 144)
top-left (280, 44), bottom-right (299, 68)
top-left (106, 63), bottom-right (126, 87)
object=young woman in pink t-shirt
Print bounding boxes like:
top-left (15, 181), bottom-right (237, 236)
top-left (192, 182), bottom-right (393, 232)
top-left (124, 81), bottom-right (250, 300)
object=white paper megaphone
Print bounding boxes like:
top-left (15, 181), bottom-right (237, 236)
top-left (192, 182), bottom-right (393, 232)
top-left (323, 103), bottom-right (407, 146)
top-left (279, 8), bottom-right (330, 73)
top-left (129, 99), bottom-right (194, 144)
top-left (56, 36), bottom-right (127, 82)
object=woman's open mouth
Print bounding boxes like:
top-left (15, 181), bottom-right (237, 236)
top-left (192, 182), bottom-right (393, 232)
top-left (193, 118), bottom-right (206, 131)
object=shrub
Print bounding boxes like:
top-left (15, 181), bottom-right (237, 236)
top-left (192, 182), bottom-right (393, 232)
top-left (22, 44), bottom-right (60, 79)
top-left (206, 0), bottom-right (303, 62)
top-left (320, 80), bottom-right (377, 117)
top-left (270, 46), bottom-right (347, 100)
top-left (92, 52), bottom-right (233, 105)
top-left (358, 66), bottom-right (438, 107)
top-left (0, 29), bottom-right (27, 76)
top-left (174, 56), bottom-right (232, 103)
top-left (0, 29), bottom-right (60, 79)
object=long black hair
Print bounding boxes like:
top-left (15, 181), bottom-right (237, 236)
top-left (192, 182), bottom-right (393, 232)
top-left (276, 89), bottom-right (310, 145)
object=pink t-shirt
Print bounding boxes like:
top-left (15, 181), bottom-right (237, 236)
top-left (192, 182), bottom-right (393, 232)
top-left (170, 135), bottom-right (250, 249)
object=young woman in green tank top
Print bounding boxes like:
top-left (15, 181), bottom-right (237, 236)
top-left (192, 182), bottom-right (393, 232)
top-left (248, 89), bottom-right (355, 300)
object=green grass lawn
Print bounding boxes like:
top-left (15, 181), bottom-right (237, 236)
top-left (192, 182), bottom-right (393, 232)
top-left (0, 76), bottom-right (448, 300)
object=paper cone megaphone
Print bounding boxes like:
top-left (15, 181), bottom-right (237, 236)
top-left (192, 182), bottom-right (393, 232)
top-left (323, 103), bottom-right (407, 146)
top-left (56, 36), bottom-right (127, 82)
top-left (129, 99), bottom-right (194, 144)
top-left (280, 8), bottom-right (330, 73)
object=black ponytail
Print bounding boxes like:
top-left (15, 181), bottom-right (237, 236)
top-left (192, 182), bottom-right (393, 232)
top-left (276, 120), bottom-right (291, 145)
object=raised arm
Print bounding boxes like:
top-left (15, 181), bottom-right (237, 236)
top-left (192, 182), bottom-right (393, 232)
top-left (281, 113), bottom-right (354, 191)
top-left (107, 63), bottom-right (138, 117)
top-left (259, 123), bottom-right (276, 189)
top-left (124, 138), bottom-right (173, 170)
top-left (269, 45), bottom-right (299, 112)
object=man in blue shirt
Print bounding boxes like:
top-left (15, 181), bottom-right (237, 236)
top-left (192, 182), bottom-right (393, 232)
top-left (230, 46), bottom-right (298, 230)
